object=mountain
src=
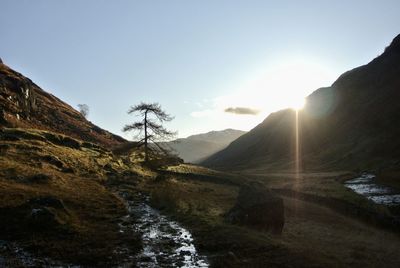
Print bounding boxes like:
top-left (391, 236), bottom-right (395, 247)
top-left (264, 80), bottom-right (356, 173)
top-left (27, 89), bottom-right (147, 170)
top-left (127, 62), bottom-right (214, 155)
top-left (202, 34), bottom-right (400, 172)
top-left (0, 61), bottom-right (148, 265)
top-left (164, 129), bottom-right (246, 163)
top-left (0, 62), bottom-right (125, 148)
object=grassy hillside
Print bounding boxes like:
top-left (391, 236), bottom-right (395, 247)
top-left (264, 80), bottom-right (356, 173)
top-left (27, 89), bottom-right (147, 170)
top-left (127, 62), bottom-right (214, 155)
top-left (0, 63), bottom-right (126, 149)
top-left (164, 129), bottom-right (245, 163)
top-left (202, 34), bottom-right (400, 173)
top-left (0, 128), bottom-right (151, 265)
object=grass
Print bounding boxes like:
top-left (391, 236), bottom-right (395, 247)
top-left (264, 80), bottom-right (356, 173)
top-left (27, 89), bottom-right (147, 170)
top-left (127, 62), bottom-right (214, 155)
top-left (2, 128), bottom-right (399, 267)
top-left (148, 164), bottom-right (400, 267)
top-left (246, 171), bottom-right (396, 218)
top-left (378, 171), bottom-right (400, 190)
top-left (0, 128), bottom-right (144, 266)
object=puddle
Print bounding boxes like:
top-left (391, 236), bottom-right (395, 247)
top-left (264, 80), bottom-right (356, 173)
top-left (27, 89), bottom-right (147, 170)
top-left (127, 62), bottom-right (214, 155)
top-left (119, 191), bottom-right (209, 267)
top-left (344, 173), bottom-right (400, 206)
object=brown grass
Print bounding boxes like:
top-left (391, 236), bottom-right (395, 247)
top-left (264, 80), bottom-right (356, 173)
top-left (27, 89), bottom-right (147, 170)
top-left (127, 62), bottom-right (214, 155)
top-left (148, 165), bottom-right (400, 267)
top-left (0, 128), bottom-right (143, 265)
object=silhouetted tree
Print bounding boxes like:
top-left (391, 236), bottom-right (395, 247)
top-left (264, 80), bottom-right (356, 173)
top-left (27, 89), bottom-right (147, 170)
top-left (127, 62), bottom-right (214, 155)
top-left (123, 102), bottom-right (176, 162)
top-left (78, 104), bottom-right (89, 118)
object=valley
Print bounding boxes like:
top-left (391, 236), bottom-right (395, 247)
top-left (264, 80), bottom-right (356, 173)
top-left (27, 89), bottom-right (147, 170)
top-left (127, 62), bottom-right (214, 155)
top-left (1, 14), bottom-right (400, 268)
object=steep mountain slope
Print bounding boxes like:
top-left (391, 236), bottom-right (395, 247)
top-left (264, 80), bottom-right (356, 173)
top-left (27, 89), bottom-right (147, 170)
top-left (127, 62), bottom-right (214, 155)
top-left (0, 62), bottom-right (125, 148)
top-left (164, 129), bottom-right (245, 163)
top-left (202, 34), bottom-right (400, 172)
top-left (0, 62), bottom-right (145, 265)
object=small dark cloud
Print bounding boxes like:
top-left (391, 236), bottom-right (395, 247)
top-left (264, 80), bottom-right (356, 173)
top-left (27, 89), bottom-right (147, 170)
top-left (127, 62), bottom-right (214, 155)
top-left (224, 107), bottom-right (260, 115)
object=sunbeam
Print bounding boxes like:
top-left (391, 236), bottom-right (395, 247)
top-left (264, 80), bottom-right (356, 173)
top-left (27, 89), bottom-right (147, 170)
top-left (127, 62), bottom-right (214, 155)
top-left (295, 109), bottom-right (301, 179)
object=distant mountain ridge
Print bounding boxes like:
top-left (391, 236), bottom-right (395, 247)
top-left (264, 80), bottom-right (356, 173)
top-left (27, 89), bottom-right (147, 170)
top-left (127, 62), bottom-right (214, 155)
top-left (164, 129), bottom-right (246, 163)
top-left (0, 62), bottom-right (125, 148)
top-left (202, 34), bottom-right (400, 172)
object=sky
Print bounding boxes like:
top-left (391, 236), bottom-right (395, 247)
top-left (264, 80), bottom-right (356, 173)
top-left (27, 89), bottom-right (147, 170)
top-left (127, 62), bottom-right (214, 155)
top-left (1, 0), bottom-right (400, 139)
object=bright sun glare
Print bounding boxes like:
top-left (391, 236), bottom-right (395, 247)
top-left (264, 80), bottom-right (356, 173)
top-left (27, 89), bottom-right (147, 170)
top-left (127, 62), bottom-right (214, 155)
top-left (289, 97), bottom-right (306, 111)
top-left (189, 58), bottom-right (334, 135)
top-left (221, 59), bottom-right (327, 112)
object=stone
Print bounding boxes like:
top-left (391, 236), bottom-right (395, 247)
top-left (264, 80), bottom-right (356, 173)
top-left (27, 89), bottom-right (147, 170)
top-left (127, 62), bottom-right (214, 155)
top-left (225, 185), bottom-right (284, 234)
top-left (26, 173), bottom-right (52, 183)
top-left (29, 207), bottom-right (58, 227)
top-left (28, 196), bottom-right (66, 210)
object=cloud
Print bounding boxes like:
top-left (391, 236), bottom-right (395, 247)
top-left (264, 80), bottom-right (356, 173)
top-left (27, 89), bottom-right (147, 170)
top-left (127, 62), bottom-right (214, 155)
top-left (224, 107), bottom-right (260, 115)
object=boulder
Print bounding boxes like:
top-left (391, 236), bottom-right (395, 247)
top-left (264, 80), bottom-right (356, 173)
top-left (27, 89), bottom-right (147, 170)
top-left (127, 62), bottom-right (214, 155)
top-left (29, 207), bottom-right (58, 226)
top-left (225, 185), bottom-right (284, 234)
top-left (0, 196), bottom-right (68, 236)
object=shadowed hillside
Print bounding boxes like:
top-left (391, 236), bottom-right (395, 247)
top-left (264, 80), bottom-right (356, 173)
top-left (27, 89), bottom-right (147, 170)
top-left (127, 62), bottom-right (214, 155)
top-left (202, 34), bottom-right (400, 172)
top-left (163, 129), bottom-right (245, 163)
top-left (0, 62), bottom-right (126, 149)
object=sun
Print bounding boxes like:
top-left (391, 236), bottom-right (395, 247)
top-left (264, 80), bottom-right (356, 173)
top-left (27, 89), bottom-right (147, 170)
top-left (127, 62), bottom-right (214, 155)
top-left (289, 97), bottom-right (306, 111)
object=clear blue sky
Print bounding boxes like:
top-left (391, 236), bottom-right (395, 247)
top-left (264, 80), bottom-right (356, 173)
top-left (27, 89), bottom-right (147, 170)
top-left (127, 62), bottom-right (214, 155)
top-left (1, 0), bottom-right (399, 138)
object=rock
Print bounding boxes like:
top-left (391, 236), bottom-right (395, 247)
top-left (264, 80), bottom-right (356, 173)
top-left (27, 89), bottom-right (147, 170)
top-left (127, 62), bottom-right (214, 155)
top-left (0, 240), bottom-right (9, 251)
top-left (227, 251), bottom-right (239, 262)
top-left (26, 197), bottom-right (68, 229)
top-left (225, 185), bottom-right (284, 234)
top-left (139, 254), bottom-right (153, 262)
top-left (28, 196), bottom-right (66, 211)
top-left (0, 196), bottom-right (69, 235)
top-left (0, 57), bottom-right (2, 64)
top-left (29, 207), bottom-right (57, 225)
top-left (26, 173), bottom-right (52, 183)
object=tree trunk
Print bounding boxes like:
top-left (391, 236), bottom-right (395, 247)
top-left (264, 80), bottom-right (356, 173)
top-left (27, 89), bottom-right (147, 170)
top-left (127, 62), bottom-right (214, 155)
top-left (144, 110), bottom-right (149, 162)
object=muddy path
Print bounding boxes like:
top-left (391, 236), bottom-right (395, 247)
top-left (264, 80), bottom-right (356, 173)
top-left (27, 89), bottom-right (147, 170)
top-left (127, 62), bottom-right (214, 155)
top-left (117, 190), bottom-right (209, 267)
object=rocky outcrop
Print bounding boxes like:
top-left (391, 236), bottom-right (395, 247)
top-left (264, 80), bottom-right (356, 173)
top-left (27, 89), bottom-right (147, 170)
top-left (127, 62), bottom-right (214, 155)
top-left (0, 196), bottom-right (69, 236)
top-left (226, 186), bottom-right (284, 234)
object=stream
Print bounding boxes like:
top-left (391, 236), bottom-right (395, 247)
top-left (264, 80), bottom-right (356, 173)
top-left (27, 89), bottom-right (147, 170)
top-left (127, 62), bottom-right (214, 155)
top-left (344, 173), bottom-right (400, 206)
top-left (0, 191), bottom-right (208, 267)
top-left (118, 191), bottom-right (209, 268)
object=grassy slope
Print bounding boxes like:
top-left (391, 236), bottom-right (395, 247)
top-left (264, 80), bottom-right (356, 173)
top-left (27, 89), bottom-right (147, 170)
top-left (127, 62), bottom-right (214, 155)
top-left (164, 129), bottom-right (246, 163)
top-left (148, 164), bottom-right (400, 267)
top-left (0, 128), bottom-right (147, 266)
top-left (0, 63), bottom-right (126, 149)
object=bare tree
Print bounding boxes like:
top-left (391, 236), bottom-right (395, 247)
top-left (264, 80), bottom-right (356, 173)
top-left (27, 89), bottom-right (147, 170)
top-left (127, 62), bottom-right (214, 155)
top-left (78, 104), bottom-right (89, 118)
top-left (123, 102), bottom-right (176, 162)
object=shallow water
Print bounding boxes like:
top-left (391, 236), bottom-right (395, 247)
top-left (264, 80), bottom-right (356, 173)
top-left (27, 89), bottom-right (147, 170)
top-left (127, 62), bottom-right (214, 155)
top-left (119, 192), bottom-right (209, 268)
top-left (344, 173), bottom-right (400, 206)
